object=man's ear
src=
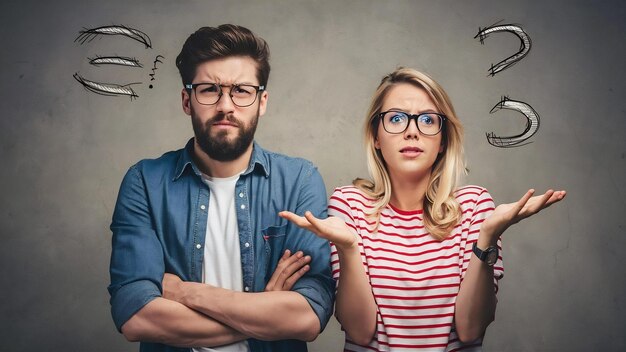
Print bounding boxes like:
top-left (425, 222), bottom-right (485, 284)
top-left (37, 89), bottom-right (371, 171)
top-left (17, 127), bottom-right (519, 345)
top-left (258, 90), bottom-right (268, 117)
top-left (181, 88), bottom-right (192, 116)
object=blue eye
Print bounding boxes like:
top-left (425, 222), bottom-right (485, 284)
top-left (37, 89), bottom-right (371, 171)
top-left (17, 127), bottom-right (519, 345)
top-left (388, 112), bottom-right (407, 124)
top-left (418, 114), bottom-right (435, 125)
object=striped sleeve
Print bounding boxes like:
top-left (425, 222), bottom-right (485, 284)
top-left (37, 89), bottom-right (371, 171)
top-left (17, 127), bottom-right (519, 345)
top-left (460, 187), bottom-right (504, 292)
top-left (327, 187), bottom-right (365, 281)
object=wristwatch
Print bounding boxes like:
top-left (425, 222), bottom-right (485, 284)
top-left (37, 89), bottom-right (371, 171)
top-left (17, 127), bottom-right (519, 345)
top-left (472, 242), bottom-right (498, 266)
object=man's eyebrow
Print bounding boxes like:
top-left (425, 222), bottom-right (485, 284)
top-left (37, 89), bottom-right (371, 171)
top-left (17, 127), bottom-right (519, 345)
top-left (189, 82), bottom-right (259, 86)
top-left (220, 81), bottom-right (258, 86)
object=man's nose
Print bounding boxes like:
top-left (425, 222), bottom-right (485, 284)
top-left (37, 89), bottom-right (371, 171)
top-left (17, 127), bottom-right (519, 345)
top-left (215, 89), bottom-right (235, 113)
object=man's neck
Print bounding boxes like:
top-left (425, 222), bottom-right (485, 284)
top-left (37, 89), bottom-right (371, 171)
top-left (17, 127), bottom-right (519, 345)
top-left (192, 140), bottom-right (253, 178)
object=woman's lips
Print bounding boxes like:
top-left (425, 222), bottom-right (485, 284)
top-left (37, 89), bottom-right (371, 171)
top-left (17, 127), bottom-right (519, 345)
top-left (400, 146), bottom-right (424, 157)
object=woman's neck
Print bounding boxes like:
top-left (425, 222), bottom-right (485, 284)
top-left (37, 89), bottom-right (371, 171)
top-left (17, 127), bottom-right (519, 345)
top-left (388, 170), bottom-right (431, 211)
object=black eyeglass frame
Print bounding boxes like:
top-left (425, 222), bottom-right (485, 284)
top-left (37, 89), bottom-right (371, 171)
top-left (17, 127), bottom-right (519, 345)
top-left (377, 110), bottom-right (447, 136)
top-left (184, 83), bottom-right (266, 107)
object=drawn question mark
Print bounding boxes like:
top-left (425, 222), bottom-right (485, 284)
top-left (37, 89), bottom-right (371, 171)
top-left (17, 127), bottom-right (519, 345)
top-left (475, 22), bottom-right (540, 147)
top-left (475, 23), bottom-right (531, 76)
top-left (486, 96), bottom-right (539, 148)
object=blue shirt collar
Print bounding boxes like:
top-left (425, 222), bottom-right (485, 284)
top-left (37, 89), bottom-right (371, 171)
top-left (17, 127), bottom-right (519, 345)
top-left (173, 138), bottom-right (270, 181)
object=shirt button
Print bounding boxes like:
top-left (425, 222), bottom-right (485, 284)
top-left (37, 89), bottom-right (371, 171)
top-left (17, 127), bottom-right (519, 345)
top-left (240, 204), bottom-right (246, 210)
top-left (239, 192), bottom-right (244, 198)
top-left (244, 242), bottom-right (250, 248)
top-left (200, 205), bottom-right (206, 210)
top-left (244, 286), bottom-right (250, 292)
top-left (196, 244), bottom-right (201, 249)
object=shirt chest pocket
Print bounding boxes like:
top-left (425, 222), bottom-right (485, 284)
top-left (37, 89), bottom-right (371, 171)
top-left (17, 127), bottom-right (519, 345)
top-left (261, 224), bottom-right (288, 276)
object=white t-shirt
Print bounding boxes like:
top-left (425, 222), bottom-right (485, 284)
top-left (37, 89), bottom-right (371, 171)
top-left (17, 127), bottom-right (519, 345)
top-left (193, 173), bottom-right (249, 352)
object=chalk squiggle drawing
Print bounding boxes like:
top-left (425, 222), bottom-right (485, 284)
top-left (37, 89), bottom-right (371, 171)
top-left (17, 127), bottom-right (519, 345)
top-left (88, 56), bottom-right (143, 68)
top-left (149, 55), bottom-right (165, 89)
top-left (474, 22), bottom-right (531, 76)
top-left (74, 24), bottom-right (165, 99)
top-left (75, 25), bottom-right (152, 48)
top-left (486, 96), bottom-right (540, 148)
top-left (73, 72), bottom-right (139, 99)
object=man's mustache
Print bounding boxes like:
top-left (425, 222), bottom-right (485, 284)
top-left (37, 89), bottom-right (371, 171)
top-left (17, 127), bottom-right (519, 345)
top-left (208, 113), bottom-right (241, 127)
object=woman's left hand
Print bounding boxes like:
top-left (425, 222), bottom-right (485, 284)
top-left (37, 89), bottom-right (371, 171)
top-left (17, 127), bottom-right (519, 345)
top-left (481, 189), bottom-right (567, 241)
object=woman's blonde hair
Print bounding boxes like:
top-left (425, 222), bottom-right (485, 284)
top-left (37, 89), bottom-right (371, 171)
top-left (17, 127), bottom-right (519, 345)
top-left (354, 68), bottom-right (466, 240)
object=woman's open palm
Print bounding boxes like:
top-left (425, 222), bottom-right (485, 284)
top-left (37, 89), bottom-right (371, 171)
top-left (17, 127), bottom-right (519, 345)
top-left (279, 211), bottom-right (357, 250)
top-left (482, 189), bottom-right (566, 239)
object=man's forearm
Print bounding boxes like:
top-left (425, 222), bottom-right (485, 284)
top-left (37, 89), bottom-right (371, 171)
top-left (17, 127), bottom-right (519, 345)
top-left (121, 297), bottom-right (248, 347)
top-left (177, 283), bottom-right (320, 342)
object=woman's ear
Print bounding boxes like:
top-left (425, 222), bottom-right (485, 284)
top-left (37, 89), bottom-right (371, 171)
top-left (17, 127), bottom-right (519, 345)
top-left (374, 138), bottom-right (380, 149)
top-left (439, 133), bottom-right (446, 153)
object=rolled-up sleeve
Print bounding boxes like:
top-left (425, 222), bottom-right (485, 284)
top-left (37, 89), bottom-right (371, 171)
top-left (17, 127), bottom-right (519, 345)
top-left (108, 165), bottom-right (164, 331)
top-left (289, 165), bottom-right (335, 332)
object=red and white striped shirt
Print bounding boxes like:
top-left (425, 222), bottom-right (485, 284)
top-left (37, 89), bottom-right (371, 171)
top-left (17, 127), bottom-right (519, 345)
top-left (329, 185), bottom-right (503, 352)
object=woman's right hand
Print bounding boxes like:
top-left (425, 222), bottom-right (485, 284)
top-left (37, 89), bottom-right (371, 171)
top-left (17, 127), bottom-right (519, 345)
top-left (279, 211), bottom-right (357, 250)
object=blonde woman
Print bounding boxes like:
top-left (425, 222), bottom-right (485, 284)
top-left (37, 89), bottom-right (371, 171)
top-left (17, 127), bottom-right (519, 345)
top-left (280, 68), bottom-right (566, 351)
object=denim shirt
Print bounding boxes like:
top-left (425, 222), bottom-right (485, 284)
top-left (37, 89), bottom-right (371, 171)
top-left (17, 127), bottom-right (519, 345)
top-left (108, 139), bottom-right (335, 352)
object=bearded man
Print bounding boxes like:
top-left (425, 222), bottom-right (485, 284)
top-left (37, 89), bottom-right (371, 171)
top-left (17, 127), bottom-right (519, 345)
top-left (108, 24), bottom-right (334, 352)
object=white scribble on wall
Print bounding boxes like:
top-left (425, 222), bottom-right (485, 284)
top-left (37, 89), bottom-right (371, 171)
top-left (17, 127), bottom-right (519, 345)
top-left (75, 25), bottom-right (152, 48)
top-left (486, 96), bottom-right (540, 148)
top-left (73, 73), bottom-right (140, 99)
top-left (88, 56), bottom-right (143, 68)
top-left (475, 22), bottom-right (532, 77)
top-left (475, 20), bottom-right (539, 147)
top-left (73, 24), bottom-right (163, 100)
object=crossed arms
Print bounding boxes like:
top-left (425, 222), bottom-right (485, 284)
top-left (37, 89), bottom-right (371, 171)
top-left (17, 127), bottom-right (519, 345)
top-left (121, 251), bottom-right (319, 347)
top-left (108, 164), bottom-right (334, 348)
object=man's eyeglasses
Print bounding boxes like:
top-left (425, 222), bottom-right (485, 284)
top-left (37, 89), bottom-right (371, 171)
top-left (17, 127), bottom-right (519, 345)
top-left (185, 83), bottom-right (265, 107)
top-left (378, 110), bottom-right (446, 135)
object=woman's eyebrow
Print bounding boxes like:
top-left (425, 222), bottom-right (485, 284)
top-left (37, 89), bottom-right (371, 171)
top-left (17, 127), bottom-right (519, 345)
top-left (386, 108), bottom-right (440, 114)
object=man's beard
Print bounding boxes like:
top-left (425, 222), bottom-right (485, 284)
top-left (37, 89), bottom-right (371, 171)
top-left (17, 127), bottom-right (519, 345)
top-left (192, 112), bottom-right (258, 162)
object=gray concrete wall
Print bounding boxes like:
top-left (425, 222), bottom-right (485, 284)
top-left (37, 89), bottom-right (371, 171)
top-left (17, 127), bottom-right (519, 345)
top-left (1, 0), bottom-right (624, 351)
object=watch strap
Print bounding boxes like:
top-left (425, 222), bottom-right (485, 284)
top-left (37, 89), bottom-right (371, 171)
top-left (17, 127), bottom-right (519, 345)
top-left (472, 242), bottom-right (498, 266)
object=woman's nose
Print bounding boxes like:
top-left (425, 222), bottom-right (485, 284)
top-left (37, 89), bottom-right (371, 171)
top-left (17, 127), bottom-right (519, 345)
top-left (404, 118), bottom-right (420, 139)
